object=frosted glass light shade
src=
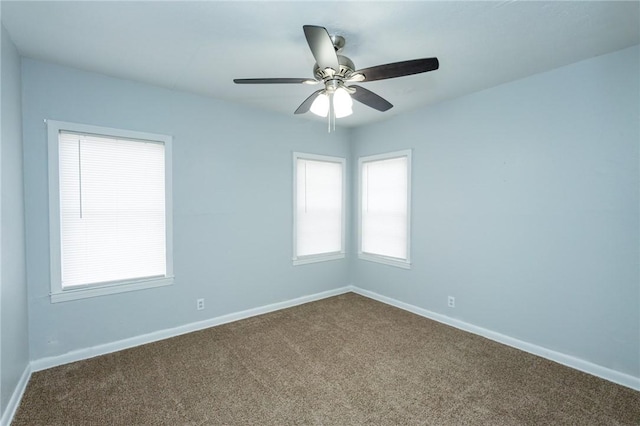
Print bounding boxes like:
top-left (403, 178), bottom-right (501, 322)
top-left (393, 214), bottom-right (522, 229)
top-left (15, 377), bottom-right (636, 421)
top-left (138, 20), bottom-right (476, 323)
top-left (309, 88), bottom-right (353, 118)
top-left (310, 93), bottom-right (329, 117)
top-left (333, 87), bottom-right (353, 118)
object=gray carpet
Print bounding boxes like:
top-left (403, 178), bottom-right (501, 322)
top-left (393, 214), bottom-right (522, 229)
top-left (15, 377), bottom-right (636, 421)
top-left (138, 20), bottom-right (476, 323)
top-left (12, 293), bottom-right (640, 425)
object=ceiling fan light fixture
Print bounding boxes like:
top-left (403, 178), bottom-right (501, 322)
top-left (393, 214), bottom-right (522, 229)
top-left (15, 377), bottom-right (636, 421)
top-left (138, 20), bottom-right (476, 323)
top-left (333, 87), bottom-right (353, 118)
top-left (310, 88), bottom-right (352, 119)
top-left (310, 92), bottom-right (329, 117)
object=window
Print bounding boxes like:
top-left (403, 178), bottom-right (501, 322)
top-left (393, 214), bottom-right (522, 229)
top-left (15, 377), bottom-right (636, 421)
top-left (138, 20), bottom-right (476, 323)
top-left (358, 150), bottom-right (411, 269)
top-left (48, 120), bottom-right (173, 302)
top-left (293, 152), bottom-right (345, 265)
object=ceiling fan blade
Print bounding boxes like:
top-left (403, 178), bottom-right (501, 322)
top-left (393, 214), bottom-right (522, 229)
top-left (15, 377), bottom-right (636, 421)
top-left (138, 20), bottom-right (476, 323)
top-left (303, 25), bottom-right (340, 71)
top-left (234, 78), bottom-right (317, 84)
top-left (350, 85), bottom-right (393, 112)
top-left (294, 89), bottom-right (324, 114)
top-left (356, 58), bottom-right (439, 82)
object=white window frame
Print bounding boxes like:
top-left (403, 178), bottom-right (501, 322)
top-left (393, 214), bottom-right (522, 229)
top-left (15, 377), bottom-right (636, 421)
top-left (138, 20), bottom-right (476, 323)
top-left (47, 120), bottom-right (174, 302)
top-left (358, 149), bottom-right (412, 269)
top-left (292, 152), bottom-right (346, 265)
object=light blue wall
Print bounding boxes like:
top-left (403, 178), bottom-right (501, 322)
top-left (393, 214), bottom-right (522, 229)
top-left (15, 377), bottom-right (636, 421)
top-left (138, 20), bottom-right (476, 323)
top-left (351, 46), bottom-right (640, 378)
top-left (16, 42), bottom-right (640, 383)
top-left (1, 24), bottom-right (29, 415)
top-left (22, 59), bottom-right (351, 360)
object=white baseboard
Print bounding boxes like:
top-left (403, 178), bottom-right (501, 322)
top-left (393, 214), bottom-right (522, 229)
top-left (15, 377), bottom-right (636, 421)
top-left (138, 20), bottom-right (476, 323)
top-left (31, 286), bottom-right (352, 372)
top-left (25, 283), bottom-right (639, 403)
top-left (0, 363), bottom-right (31, 426)
top-left (350, 286), bottom-right (640, 391)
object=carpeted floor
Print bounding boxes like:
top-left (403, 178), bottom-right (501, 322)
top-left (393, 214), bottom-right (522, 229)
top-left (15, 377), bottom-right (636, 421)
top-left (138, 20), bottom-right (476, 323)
top-left (12, 293), bottom-right (640, 425)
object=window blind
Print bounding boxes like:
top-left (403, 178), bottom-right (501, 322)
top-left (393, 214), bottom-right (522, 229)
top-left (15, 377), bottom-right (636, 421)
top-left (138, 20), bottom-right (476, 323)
top-left (361, 156), bottom-right (408, 260)
top-left (296, 158), bottom-right (343, 257)
top-left (58, 131), bottom-right (166, 288)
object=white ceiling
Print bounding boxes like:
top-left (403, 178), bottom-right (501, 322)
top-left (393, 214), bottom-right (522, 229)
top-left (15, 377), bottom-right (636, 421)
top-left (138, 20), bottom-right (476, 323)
top-left (2, 1), bottom-right (639, 127)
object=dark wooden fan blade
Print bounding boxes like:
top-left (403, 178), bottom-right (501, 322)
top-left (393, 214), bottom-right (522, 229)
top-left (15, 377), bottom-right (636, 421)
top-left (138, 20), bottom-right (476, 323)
top-left (350, 85), bottom-right (393, 112)
top-left (234, 78), bottom-right (315, 84)
top-left (356, 58), bottom-right (439, 82)
top-left (303, 25), bottom-right (340, 71)
top-left (295, 89), bottom-right (324, 114)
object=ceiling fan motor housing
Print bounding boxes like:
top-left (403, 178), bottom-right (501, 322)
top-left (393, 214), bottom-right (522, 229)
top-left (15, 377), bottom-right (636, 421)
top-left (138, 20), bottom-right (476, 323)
top-left (313, 55), bottom-right (356, 88)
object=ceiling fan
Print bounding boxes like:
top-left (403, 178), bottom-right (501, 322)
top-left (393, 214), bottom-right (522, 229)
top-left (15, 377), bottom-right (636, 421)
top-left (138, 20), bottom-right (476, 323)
top-left (234, 25), bottom-right (439, 130)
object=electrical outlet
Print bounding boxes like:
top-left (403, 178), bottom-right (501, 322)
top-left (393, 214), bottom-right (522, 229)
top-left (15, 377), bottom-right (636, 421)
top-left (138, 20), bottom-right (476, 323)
top-left (196, 298), bottom-right (205, 310)
top-left (448, 296), bottom-right (455, 308)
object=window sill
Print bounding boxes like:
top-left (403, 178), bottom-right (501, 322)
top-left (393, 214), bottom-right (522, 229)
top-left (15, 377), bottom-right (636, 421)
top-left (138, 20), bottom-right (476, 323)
top-left (293, 252), bottom-right (345, 266)
top-left (358, 253), bottom-right (411, 270)
top-left (50, 276), bottom-right (174, 303)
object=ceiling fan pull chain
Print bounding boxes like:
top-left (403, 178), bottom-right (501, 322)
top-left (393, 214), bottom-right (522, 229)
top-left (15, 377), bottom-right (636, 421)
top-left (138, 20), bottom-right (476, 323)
top-left (328, 92), bottom-right (334, 133)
